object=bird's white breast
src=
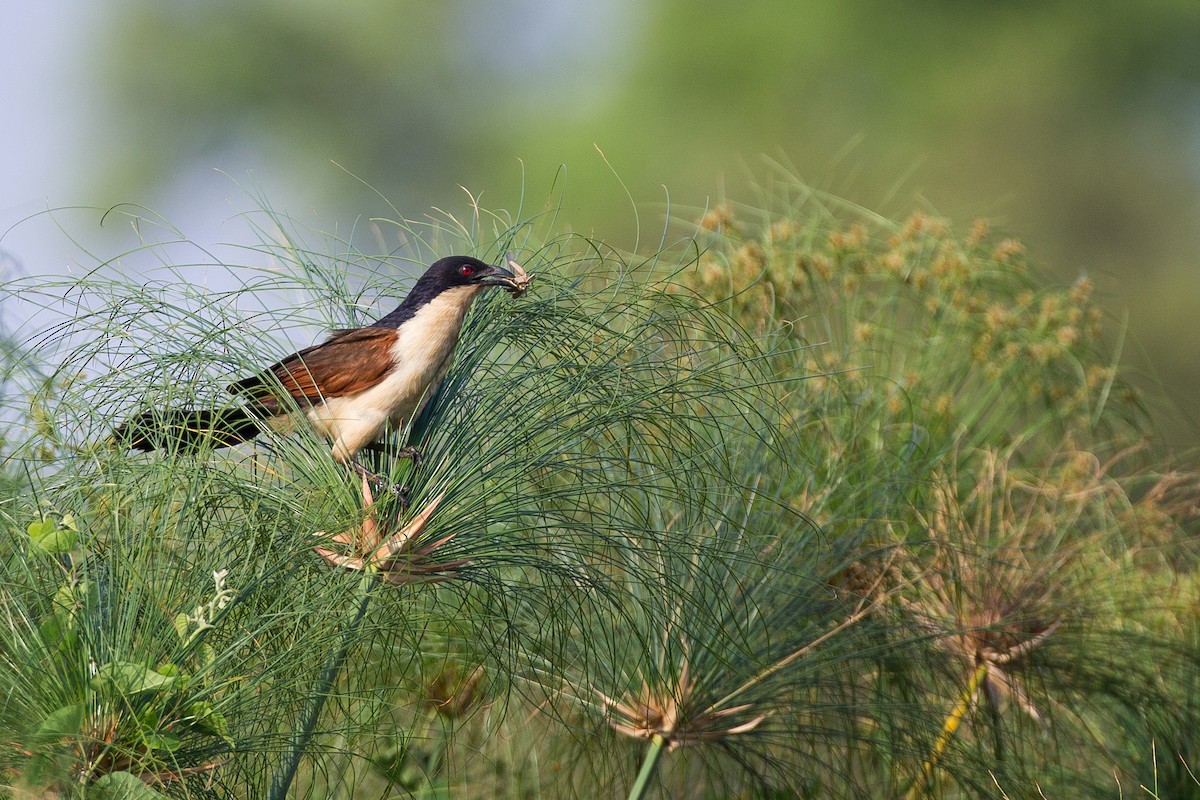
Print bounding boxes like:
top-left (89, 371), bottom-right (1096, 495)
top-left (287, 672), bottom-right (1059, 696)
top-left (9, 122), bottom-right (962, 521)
top-left (307, 285), bottom-right (483, 461)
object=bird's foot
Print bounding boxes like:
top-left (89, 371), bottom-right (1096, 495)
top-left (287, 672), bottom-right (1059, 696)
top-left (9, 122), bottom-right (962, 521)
top-left (350, 461), bottom-right (410, 509)
top-left (395, 446), bottom-right (423, 470)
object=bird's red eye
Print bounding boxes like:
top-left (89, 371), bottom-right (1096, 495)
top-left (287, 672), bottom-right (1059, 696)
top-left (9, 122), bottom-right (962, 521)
top-left (458, 264), bottom-right (474, 277)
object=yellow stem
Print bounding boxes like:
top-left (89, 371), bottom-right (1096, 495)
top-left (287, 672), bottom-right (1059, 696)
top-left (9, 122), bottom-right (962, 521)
top-left (904, 660), bottom-right (990, 800)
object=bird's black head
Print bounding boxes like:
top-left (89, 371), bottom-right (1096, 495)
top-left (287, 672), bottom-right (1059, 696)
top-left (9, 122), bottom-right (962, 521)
top-left (423, 256), bottom-right (520, 292)
top-left (372, 255), bottom-right (521, 329)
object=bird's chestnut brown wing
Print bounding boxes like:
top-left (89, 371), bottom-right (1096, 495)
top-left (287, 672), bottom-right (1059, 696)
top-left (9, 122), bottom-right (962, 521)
top-left (229, 327), bottom-right (399, 409)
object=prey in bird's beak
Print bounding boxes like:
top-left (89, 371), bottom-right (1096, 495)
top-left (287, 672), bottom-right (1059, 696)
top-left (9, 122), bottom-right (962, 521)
top-left (484, 253), bottom-right (534, 298)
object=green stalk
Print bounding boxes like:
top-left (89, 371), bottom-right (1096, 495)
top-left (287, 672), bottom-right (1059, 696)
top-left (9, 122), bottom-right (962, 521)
top-left (268, 571), bottom-right (378, 800)
top-left (626, 733), bottom-right (668, 800)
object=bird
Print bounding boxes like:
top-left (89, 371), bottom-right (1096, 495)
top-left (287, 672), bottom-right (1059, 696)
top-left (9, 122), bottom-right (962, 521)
top-left (115, 255), bottom-right (526, 487)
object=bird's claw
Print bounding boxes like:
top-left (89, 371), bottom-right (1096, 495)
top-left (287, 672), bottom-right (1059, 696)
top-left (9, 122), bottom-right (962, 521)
top-left (350, 461), bottom-right (413, 507)
top-left (371, 478), bottom-right (411, 509)
top-left (395, 446), bottom-right (423, 470)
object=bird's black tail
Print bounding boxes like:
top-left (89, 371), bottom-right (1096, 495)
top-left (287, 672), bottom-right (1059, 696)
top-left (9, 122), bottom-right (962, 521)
top-left (112, 407), bottom-right (263, 453)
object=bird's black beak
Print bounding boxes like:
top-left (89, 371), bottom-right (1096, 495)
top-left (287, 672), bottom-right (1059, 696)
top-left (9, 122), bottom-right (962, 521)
top-left (474, 263), bottom-right (520, 290)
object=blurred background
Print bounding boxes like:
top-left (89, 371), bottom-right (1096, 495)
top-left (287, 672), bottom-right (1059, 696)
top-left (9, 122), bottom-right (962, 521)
top-left (2, 0), bottom-right (1198, 446)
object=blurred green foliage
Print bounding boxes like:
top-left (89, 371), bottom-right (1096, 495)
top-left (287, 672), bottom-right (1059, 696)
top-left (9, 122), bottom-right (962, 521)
top-left (98, 0), bottom-right (1200, 443)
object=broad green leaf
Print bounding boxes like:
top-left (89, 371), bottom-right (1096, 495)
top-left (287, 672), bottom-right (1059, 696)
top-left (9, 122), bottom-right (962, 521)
top-left (29, 702), bottom-right (85, 743)
top-left (172, 612), bottom-right (190, 641)
top-left (135, 707), bottom-right (160, 730)
top-left (27, 518), bottom-right (77, 555)
top-left (26, 519), bottom-right (56, 540)
top-left (37, 614), bottom-right (83, 675)
top-left (200, 643), bottom-right (215, 667)
top-left (52, 583), bottom-right (79, 616)
top-left (91, 661), bottom-right (176, 697)
top-left (88, 770), bottom-right (173, 800)
top-left (38, 613), bottom-right (64, 643)
top-left (142, 731), bottom-right (182, 752)
top-left (188, 701), bottom-right (231, 742)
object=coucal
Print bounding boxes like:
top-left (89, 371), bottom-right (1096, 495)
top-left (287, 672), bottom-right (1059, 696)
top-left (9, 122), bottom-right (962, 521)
top-left (117, 255), bottom-right (527, 483)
